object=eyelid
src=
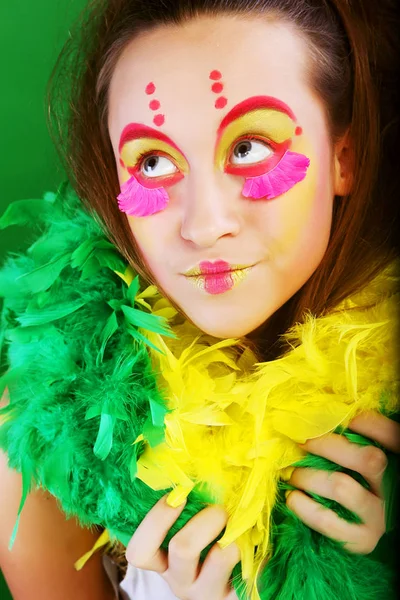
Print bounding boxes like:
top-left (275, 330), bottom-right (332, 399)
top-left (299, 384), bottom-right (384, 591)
top-left (120, 137), bottom-right (188, 174)
top-left (223, 136), bottom-right (274, 174)
top-left (215, 108), bottom-right (295, 169)
top-left (227, 134), bottom-right (275, 160)
top-left (137, 150), bottom-right (178, 172)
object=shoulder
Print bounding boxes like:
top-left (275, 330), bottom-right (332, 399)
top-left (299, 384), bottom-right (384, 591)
top-left (0, 392), bottom-right (115, 600)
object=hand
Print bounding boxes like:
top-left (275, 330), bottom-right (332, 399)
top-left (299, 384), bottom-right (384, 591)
top-left (126, 494), bottom-right (240, 600)
top-left (286, 411), bottom-right (400, 554)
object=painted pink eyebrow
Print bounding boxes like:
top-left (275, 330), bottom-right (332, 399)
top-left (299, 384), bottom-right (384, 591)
top-left (118, 123), bottom-right (185, 156)
top-left (216, 96), bottom-right (297, 139)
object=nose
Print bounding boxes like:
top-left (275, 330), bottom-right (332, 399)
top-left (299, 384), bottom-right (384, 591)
top-left (180, 173), bottom-right (241, 248)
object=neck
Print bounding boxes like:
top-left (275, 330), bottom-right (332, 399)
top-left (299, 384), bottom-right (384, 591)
top-left (246, 294), bottom-right (300, 361)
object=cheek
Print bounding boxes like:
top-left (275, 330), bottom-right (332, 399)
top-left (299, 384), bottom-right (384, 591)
top-left (127, 212), bottom-right (175, 280)
top-left (260, 141), bottom-right (334, 262)
top-left (127, 216), bottom-right (158, 259)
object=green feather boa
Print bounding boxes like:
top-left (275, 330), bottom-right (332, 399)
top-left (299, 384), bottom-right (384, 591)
top-left (0, 182), bottom-right (397, 599)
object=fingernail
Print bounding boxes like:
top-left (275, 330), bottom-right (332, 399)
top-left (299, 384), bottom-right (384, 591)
top-left (165, 493), bottom-right (187, 509)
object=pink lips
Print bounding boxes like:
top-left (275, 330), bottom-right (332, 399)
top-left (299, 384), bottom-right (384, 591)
top-left (184, 260), bottom-right (251, 295)
top-left (199, 260), bottom-right (234, 294)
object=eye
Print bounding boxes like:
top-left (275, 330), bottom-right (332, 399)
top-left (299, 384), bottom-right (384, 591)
top-left (141, 155), bottom-right (178, 178)
top-left (231, 139), bottom-right (273, 165)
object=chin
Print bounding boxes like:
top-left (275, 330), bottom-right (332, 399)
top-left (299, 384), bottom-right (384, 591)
top-left (178, 295), bottom-right (276, 340)
top-left (189, 315), bottom-right (261, 340)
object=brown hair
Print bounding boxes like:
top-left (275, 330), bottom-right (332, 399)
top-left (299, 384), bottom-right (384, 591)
top-left (47, 0), bottom-right (400, 357)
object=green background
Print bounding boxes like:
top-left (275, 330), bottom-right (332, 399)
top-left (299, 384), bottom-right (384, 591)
top-left (0, 0), bottom-right (86, 261)
top-left (0, 1), bottom-right (86, 596)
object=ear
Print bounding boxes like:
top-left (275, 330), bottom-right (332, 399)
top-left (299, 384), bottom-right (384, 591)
top-left (333, 129), bottom-right (354, 196)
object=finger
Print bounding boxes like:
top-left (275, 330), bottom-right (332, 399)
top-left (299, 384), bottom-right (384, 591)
top-left (289, 468), bottom-right (381, 523)
top-left (165, 505), bottom-right (229, 593)
top-left (126, 494), bottom-right (187, 573)
top-left (301, 433), bottom-right (388, 496)
top-left (349, 412), bottom-right (400, 454)
top-left (191, 541), bottom-right (241, 599)
top-left (286, 490), bottom-right (382, 554)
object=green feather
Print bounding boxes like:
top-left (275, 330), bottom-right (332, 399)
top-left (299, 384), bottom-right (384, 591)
top-left (93, 413), bottom-right (115, 461)
top-left (97, 310), bottom-right (119, 364)
top-left (16, 253), bottom-right (71, 293)
top-left (143, 415), bottom-right (165, 448)
top-left (8, 458), bottom-right (32, 550)
top-left (121, 304), bottom-right (173, 336)
top-left (149, 397), bottom-right (168, 428)
top-left (382, 453), bottom-right (399, 532)
top-left (127, 275), bottom-right (140, 306)
top-left (0, 183), bottom-right (396, 600)
top-left (17, 300), bottom-right (86, 326)
top-left (0, 198), bottom-right (55, 229)
top-left (126, 325), bottom-right (166, 353)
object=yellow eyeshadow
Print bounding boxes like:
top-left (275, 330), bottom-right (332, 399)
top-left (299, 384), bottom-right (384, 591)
top-left (120, 137), bottom-right (188, 172)
top-left (215, 109), bottom-right (296, 167)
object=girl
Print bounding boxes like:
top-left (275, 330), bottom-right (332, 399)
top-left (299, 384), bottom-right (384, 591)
top-left (0, 1), bottom-right (399, 599)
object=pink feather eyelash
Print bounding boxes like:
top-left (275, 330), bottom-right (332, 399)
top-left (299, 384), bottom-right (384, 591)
top-left (242, 151), bottom-right (310, 200)
top-left (117, 175), bottom-right (169, 217)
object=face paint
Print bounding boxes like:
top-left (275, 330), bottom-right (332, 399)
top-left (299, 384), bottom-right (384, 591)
top-left (144, 82), bottom-right (165, 126)
top-left (149, 99), bottom-right (161, 111)
top-left (117, 175), bottom-right (169, 217)
top-left (242, 151), bottom-right (310, 199)
top-left (145, 82), bottom-right (156, 95)
top-left (117, 123), bottom-right (188, 216)
top-left (212, 82), bottom-right (223, 94)
top-left (209, 70), bottom-right (228, 110)
top-left (215, 96), bottom-right (310, 199)
top-left (215, 97), bottom-right (228, 109)
top-left (209, 70), bottom-right (222, 81)
top-left (152, 114), bottom-right (164, 126)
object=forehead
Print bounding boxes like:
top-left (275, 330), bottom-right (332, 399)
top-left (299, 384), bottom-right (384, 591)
top-left (108, 16), bottom-right (311, 146)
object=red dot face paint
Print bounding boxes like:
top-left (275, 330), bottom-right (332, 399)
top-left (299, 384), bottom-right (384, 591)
top-left (145, 82), bottom-right (165, 125)
top-left (145, 82), bottom-right (156, 95)
top-left (209, 70), bottom-right (222, 81)
top-left (295, 126), bottom-right (303, 136)
top-left (149, 99), bottom-right (161, 111)
top-left (212, 82), bottom-right (224, 94)
top-left (209, 70), bottom-right (228, 109)
top-left (215, 97), bottom-right (228, 109)
top-left (153, 114), bottom-right (165, 127)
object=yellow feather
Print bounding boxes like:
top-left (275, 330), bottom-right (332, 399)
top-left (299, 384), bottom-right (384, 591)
top-left (130, 262), bottom-right (399, 599)
top-left (74, 529), bottom-right (111, 571)
top-left (114, 265), bottom-right (135, 286)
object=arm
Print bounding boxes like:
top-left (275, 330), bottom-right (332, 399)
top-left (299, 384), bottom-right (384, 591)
top-left (0, 392), bottom-right (117, 600)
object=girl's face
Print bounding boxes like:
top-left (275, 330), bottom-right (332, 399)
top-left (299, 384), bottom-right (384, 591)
top-left (108, 16), bottom-right (346, 338)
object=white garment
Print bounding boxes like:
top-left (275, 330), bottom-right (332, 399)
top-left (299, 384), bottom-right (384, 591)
top-left (120, 564), bottom-right (180, 599)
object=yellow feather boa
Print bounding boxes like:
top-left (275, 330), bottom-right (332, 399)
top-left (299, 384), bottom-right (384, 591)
top-left (115, 264), bottom-right (398, 600)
